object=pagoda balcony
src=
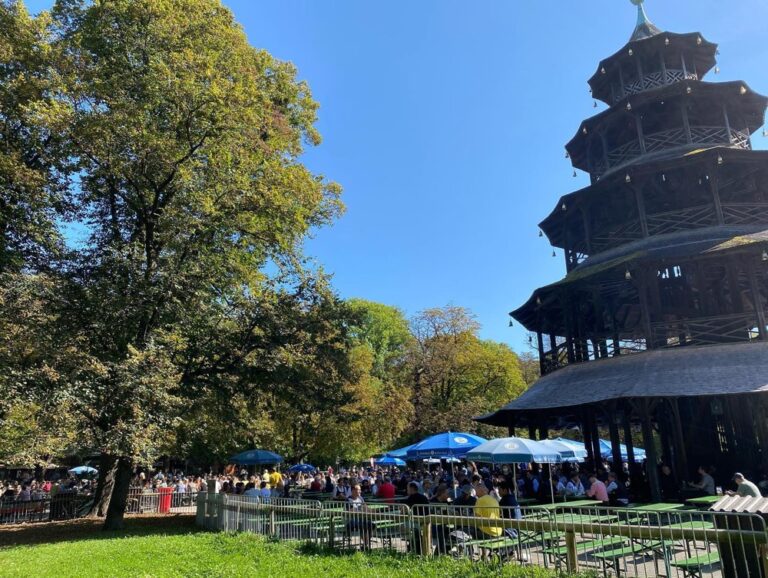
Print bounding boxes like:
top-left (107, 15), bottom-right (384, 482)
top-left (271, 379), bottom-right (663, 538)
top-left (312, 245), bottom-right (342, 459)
top-left (588, 202), bottom-right (768, 255)
top-left (614, 69), bottom-right (698, 103)
top-left (650, 312), bottom-right (763, 349)
top-left (539, 311), bottom-right (765, 376)
top-left (540, 338), bottom-right (646, 375)
top-left (593, 125), bottom-right (751, 178)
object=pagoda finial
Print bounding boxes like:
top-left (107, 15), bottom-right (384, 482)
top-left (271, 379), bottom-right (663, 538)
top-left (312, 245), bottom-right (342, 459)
top-left (628, 0), bottom-right (662, 42)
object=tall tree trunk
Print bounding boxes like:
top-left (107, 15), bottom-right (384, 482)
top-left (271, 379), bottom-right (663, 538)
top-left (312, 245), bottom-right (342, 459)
top-left (103, 456), bottom-right (133, 531)
top-left (87, 453), bottom-right (117, 517)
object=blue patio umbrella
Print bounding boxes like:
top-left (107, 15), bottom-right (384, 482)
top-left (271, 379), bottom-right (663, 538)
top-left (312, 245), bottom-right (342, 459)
top-left (554, 438), bottom-right (590, 458)
top-left (539, 439), bottom-right (586, 462)
top-left (375, 455), bottom-right (406, 466)
top-left (467, 437), bottom-right (563, 465)
top-left (229, 449), bottom-right (284, 466)
top-left (406, 432), bottom-right (487, 459)
top-left (468, 437), bottom-right (562, 505)
top-left (288, 463), bottom-right (316, 473)
top-left (69, 466), bottom-right (98, 475)
top-left (599, 439), bottom-right (646, 463)
top-left (385, 443), bottom-right (417, 459)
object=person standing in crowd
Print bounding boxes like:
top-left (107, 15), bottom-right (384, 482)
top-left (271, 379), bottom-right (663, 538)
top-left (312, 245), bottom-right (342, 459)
top-left (377, 476), bottom-right (396, 501)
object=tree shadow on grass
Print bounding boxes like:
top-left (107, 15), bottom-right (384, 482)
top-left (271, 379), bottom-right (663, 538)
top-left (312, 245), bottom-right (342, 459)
top-left (0, 514), bottom-right (199, 549)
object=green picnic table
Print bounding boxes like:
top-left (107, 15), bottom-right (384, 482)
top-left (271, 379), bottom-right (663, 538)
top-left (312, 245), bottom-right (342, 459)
top-left (629, 502), bottom-right (687, 511)
top-left (517, 497), bottom-right (538, 506)
top-left (685, 495), bottom-right (721, 506)
top-left (538, 499), bottom-right (603, 510)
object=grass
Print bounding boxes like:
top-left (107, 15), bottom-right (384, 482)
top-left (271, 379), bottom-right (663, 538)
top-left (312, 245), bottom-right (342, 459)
top-left (0, 516), bottom-right (587, 578)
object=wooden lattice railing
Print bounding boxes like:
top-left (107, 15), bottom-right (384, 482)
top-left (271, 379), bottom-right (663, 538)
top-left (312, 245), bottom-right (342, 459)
top-left (595, 126), bottom-right (751, 178)
top-left (651, 312), bottom-right (762, 347)
top-left (722, 202), bottom-right (768, 225)
top-left (616, 69), bottom-right (698, 102)
top-left (646, 203), bottom-right (717, 236)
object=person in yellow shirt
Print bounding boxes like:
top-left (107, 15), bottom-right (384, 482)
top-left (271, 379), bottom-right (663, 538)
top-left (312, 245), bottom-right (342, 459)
top-left (269, 468), bottom-right (283, 490)
top-left (472, 479), bottom-right (502, 538)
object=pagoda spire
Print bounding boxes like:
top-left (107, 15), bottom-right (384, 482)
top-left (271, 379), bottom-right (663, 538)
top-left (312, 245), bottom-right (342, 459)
top-left (629, 0), bottom-right (661, 42)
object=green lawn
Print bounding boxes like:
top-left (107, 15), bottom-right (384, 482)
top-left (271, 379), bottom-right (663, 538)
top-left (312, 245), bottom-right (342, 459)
top-left (0, 516), bottom-right (584, 578)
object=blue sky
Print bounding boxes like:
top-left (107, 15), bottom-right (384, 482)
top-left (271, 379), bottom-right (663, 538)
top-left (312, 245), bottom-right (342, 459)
top-left (25, 0), bottom-right (768, 351)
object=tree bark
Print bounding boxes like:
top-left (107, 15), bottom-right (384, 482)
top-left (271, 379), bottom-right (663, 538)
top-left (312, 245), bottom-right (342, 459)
top-left (103, 456), bottom-right (133, 531)
top-left (87, 453), bottom-right (117, 518)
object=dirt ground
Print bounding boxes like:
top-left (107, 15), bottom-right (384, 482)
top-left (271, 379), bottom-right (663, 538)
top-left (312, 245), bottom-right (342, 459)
top-left (0, 514), bottom-right (196, 548)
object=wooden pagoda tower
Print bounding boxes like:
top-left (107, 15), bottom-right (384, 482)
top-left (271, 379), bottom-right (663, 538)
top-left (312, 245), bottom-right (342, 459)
top-left (479, 0), bottom-right (768, 499)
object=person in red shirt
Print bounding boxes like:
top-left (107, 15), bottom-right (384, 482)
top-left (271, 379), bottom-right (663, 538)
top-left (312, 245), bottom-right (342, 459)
top-left (376, 476), bottom-right (396, 501)
top-left (309, 475), bottom-right (323, 492)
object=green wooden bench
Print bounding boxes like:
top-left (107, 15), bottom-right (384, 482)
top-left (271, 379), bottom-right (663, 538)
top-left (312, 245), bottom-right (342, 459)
top-left (592, 541), bottom-right (666, 577)
top-left (670, 552), bottom-right (721, 578)
top-left (543, 535), bottom-right (627, 565)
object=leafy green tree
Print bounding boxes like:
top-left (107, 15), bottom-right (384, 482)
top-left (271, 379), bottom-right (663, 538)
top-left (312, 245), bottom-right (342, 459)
top-left (0, 1), bottom-right (69, 272)
top-left (38, 0), bottom-right (341, 529)
top-left (407, 306), bottom-right (526, 437)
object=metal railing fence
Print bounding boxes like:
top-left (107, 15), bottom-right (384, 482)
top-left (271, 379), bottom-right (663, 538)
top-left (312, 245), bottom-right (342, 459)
top-left (198, 493), bottom-right (768, 578)
top-left (0, 491), bottom-right (199, 525)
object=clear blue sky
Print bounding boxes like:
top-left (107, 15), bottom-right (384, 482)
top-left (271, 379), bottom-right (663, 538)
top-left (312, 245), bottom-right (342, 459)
top-left (25, 0), bottom-right (768, 352)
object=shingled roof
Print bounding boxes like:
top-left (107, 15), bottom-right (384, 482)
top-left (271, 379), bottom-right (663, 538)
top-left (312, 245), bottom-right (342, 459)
top-left (477, 341), bottom-right (768, 425)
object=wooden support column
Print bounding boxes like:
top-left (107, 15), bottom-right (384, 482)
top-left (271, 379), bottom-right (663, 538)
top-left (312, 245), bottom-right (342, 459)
top-left (618, 66), bottom-right (626, 99)
top-left (634, 114), bottom-right (647, 155)
top-left (528, 425), bottom-right (537, 441)
top-left (681, 101), bottom-right (693, 144)
top-left (607, 402), bottom-right (624, 471)
top-left (582, 410), bottom-right (595, 464)
top-left (632, 184), bottom-right (649, 237)
top-left (722, 103), bottom-right (733, 143)
top-left (561, 290), bottom-right (576, 364)
top-left (537, 331), bottom-right (546, 376)
top-left (621, 409), bottom-right (636, 479)
top-left (590, 411), bottom-right (602, 467)
top-left (637, 266), bottom-right (656, 348)
top-left (580, 207), bottom-right (593, 255)
top-left (670, 399), bottom-right (690, 483)
top-left (638, 399), bottom-right (662, 502)
top-left (708, 162), bottom-right (724, 225)
top-left (747, 256), bottom-right (767, 340)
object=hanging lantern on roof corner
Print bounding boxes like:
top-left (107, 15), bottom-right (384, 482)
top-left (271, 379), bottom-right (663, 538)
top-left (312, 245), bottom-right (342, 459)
top-left (697, 36), bottom-right (703, 46)
top-left (715, 66), bottom-right (720, 74)
top-left (561, 202), bottom-right (567, 211)
top-left (662, 173), bottom-right (667, 182)
top-left (536, 296), bottom-right (542, 305)
top-left (572, 170), bottom-right (577, 178)
top-left (686, 86), bottom-right (692, 95)
top-left (593, 101), bottom-right (598, 108)
top-left (762, 250), bottom-right (768, 262)
top-left (625, 174), bottom-right (632, 183)
top-left (740, 86), bottom-right (748, 95)
top-left (664, 38), bottom-right (670, 47)
top-left (601, 67), bottom-right (606, 75)
top-left (552, 250), bottom-right (556, 258)
top-left (539, 229), bottom-right (543, 237)
top-left (717, 155), bottom-right (724, 165)
top-left (626, 102), bottom-right (632, 111)
top-left (624, 269), bottom-right (632, 281)
top-left (628, 48), bottom-right (633, 56)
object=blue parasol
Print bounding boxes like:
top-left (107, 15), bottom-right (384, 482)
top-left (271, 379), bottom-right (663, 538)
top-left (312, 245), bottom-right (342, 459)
top-left (288, 463), bottom-right (316, 473)
top-left (69, 466), bottom-right (98, 475)
top-left (375, 455), bottom-right (406, 466)
top-left (406, 432), bottom-right (487, 459)
top-left (229, 449), bottom-right (284, 466)
top-left (467, 437), bottom-right (563, 464)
